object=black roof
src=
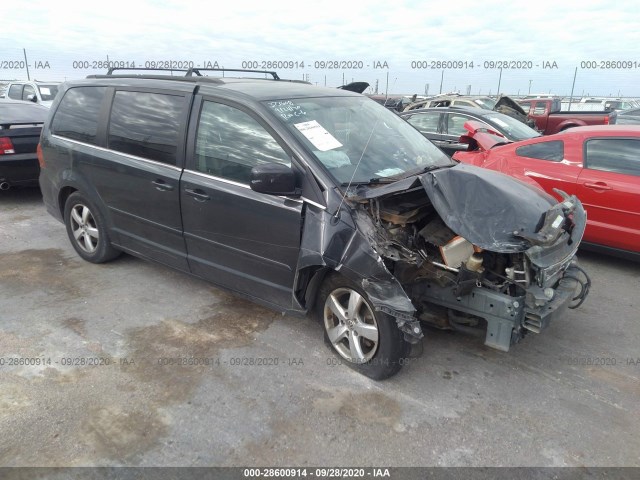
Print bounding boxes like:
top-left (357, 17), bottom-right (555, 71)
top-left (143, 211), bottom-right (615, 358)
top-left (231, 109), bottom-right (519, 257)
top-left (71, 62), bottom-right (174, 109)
top-left (67, 74), bottom-right (360, 101)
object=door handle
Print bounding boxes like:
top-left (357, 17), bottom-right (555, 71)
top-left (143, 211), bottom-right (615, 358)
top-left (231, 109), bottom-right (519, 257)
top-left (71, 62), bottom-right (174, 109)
top-left (584, 182), bottom-right (612, 191)
top-left (184, 188), bottom-right (210, 201)
top-left (152, 179), bottom-right (174, 191)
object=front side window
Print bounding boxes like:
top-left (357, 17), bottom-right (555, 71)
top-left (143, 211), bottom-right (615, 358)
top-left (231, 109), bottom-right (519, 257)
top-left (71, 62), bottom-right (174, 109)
top-left (516, 140), bottom-right (564, 161)
top-left (22, 85), bottom-right (36, 101)
top-left (195, 101), bottom-right (291, 183)
top-left (446, 113), bottom-right (473, 137)
top-left (585, 138), bottom-right (640, 176)
top-left (108, 91), bottom-right (183, 165)
top-left (51, 86), bottom-right (106, 144)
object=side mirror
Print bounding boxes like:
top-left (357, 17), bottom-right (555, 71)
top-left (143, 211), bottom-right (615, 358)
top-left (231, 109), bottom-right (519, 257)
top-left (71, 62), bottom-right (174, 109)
top-left (27, 94), bottom-right (37, 103)
top-left (250, 163), bottom-right (300, 196)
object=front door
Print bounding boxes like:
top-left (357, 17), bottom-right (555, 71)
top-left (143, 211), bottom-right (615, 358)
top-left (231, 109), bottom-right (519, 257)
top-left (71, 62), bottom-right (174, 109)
top-left (181, 98), bottom-right (304, 308)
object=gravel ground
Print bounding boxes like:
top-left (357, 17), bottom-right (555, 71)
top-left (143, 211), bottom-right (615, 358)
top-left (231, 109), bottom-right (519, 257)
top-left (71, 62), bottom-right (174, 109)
top-left (1, 187), bottom-right (639, 467)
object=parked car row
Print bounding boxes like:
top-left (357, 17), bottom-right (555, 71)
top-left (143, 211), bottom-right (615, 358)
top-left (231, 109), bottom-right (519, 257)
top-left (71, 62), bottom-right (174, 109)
top-left (25, 68), bottom-right (591, 379)
top-left (3, 80), bottom-right (60, 108)
top-left (399, 106), bottom-right (541, 156)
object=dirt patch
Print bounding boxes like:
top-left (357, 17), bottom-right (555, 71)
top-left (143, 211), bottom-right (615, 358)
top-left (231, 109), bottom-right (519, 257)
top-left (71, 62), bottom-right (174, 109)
top-left (0, 248), bottom-right (80, 297)
top-left (586, 367), bottom-right (640, 397)
top-left (313, 390), bottom-right (402, 427)
top-left (224, 389), bottom-right (405, 466)
top-left (124, 292), bottom-right (278, 402)
top-left (62, 317), bottom-right (87, 338)
top-left (0, 291), bottom-right (278, 465)
top-left (83, 405), bottom-right (170, 461)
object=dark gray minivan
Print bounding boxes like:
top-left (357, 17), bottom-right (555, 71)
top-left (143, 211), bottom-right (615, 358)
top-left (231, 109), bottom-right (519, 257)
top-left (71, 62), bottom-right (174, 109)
top-left (39, 70), bottom-right (590, 379)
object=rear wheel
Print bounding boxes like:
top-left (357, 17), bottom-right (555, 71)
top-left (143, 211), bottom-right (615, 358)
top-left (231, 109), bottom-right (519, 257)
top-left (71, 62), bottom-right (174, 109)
top-left (317, 274), bottom-right (409, 380)
top-left (64, 192), bottom-right (120, 263)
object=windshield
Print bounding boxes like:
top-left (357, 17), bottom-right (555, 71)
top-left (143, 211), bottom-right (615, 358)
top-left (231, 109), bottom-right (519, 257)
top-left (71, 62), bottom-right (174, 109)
top-left (474, 97), bottom-right (497, 109)
top-left (264, 96), bottom-right (452, 184)
top-left (483, 113), bottom-right (541, 140)
top-left (37, 84), bottom-right (59, 101)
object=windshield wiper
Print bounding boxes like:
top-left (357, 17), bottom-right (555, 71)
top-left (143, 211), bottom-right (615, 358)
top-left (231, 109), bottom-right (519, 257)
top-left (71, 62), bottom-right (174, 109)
top-left (391, 163), bottom-right (455, 180)
top-left (340, 177), bottom-right (396, 187)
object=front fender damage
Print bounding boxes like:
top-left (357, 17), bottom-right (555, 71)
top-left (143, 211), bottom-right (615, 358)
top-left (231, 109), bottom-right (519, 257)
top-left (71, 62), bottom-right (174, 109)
top-left (296, 203), bottom-right (423, 343)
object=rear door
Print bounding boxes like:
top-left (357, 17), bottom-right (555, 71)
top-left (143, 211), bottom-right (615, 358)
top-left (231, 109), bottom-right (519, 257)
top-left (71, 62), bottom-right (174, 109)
top-left (92, 88), bottom-right (191, 270)
top-left (180, 97), bottom-right (304, 308)
top-left (577, 137), bottom-right (640, 251)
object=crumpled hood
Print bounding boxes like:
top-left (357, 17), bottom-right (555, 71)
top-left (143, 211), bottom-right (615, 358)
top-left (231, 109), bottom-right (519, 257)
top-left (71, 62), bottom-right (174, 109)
top-left (419, 163), bottom-right (557, 252)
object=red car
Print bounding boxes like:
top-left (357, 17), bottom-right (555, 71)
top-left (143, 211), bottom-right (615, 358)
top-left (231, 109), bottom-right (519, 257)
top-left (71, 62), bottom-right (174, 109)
top-left (454, 122), bottom-right (640, 258)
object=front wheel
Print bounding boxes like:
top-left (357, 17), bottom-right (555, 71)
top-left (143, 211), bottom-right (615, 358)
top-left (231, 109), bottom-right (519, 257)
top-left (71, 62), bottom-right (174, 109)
top-left (317, 274), bottom-right (410, 380)
top-left (64, 192), bottom-right (120, 263)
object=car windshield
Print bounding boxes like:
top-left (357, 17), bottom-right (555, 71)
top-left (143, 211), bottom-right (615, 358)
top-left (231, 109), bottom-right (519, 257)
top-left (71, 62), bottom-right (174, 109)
top-left (37, 84), bottom-right (59, 101)
top-left (483, 113), bottom-right (541, 140)
top-left (264, 96), bottom-right (452, 184)
top-left (474, 97), bottom-right (497, 109)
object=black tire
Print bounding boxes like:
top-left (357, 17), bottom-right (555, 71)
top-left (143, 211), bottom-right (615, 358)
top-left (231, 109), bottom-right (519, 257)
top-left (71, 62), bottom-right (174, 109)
top-left (64, 192), bottom-right (120, 263)
top-left (316, 274), bottom-right (410, 380)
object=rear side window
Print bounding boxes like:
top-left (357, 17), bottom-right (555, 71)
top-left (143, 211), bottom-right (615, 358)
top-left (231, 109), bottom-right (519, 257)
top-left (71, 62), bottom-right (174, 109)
top-left (516, 140), bottom-right (564, 161)
top-left (533, 104), bottom-right (547, 115)
top-left (407, 112), bottom-right (440, 133)
top-left (108, 91), bottom-right (183, 165)
top-left (585, 138), bottom-right (640, 176)
top-left (51, 87), bottom-right (106, 144)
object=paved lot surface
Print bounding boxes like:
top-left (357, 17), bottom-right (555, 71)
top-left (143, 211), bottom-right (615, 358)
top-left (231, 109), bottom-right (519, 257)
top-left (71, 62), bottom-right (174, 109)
top-left (1, 187), bottom-right (639, 467)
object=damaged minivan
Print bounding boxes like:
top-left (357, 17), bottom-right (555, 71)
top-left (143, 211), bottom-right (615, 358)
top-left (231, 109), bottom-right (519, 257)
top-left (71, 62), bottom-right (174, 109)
top-left (39, 70), bottom-right (590, 379)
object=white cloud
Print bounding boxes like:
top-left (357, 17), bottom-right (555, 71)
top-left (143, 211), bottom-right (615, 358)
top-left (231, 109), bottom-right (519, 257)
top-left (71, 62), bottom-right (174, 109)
top-left (2, 0), bottom-right (640, 96)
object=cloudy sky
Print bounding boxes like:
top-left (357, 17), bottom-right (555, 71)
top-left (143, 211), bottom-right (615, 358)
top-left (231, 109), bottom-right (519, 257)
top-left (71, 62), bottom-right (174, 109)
top-left (3, 0), bottom-right (640, 97)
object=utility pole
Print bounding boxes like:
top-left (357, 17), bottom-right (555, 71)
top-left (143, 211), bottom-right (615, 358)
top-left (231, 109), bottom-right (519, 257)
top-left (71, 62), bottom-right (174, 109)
top-left (439, 70), bottom-right (444, 94)
top-left (497, 67), bottom-right (502, 96)
top-left (567, 67), bottom-right (578, 112)
top-left (528, 79), bottom-right (532, 95)
top-left (23, 48), bottom-right (31, 80)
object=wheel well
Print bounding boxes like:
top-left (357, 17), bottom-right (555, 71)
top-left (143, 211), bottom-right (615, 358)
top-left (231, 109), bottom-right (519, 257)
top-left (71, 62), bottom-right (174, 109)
top-left (297, 266), bottom-right (333, 311)
top-left (58, 187), bottom-right (77, 217)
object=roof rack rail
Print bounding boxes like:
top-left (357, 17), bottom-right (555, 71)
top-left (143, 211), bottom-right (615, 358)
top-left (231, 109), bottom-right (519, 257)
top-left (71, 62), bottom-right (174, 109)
top-left (105, 67), bottom-right (190, 75)
top-left (186, 68), bottom-right (280, 80)
top-left (102, 66), bottom-right (281, 80)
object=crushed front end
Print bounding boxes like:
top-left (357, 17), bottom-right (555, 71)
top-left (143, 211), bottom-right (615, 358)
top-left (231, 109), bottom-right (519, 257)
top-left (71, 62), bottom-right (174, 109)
top-left (352, 163), bottom-right (590, 351)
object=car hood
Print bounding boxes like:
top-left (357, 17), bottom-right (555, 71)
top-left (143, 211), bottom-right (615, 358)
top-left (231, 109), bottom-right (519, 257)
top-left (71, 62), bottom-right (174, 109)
top-left (494, 95), bottom-right (528, 116)
top-left (357, 163), bottom-right (559, 252)
top-left (338, 82), bottom-right (370, 94)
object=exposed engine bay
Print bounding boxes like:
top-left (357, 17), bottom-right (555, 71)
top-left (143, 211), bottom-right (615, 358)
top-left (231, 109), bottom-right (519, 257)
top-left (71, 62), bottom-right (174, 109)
top-left (351, 179), bottom-right (590, 351)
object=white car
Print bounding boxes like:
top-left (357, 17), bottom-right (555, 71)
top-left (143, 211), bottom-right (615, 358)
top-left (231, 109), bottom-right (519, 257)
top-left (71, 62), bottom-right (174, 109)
top-left (5, 80), bottom-right (60, 108)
